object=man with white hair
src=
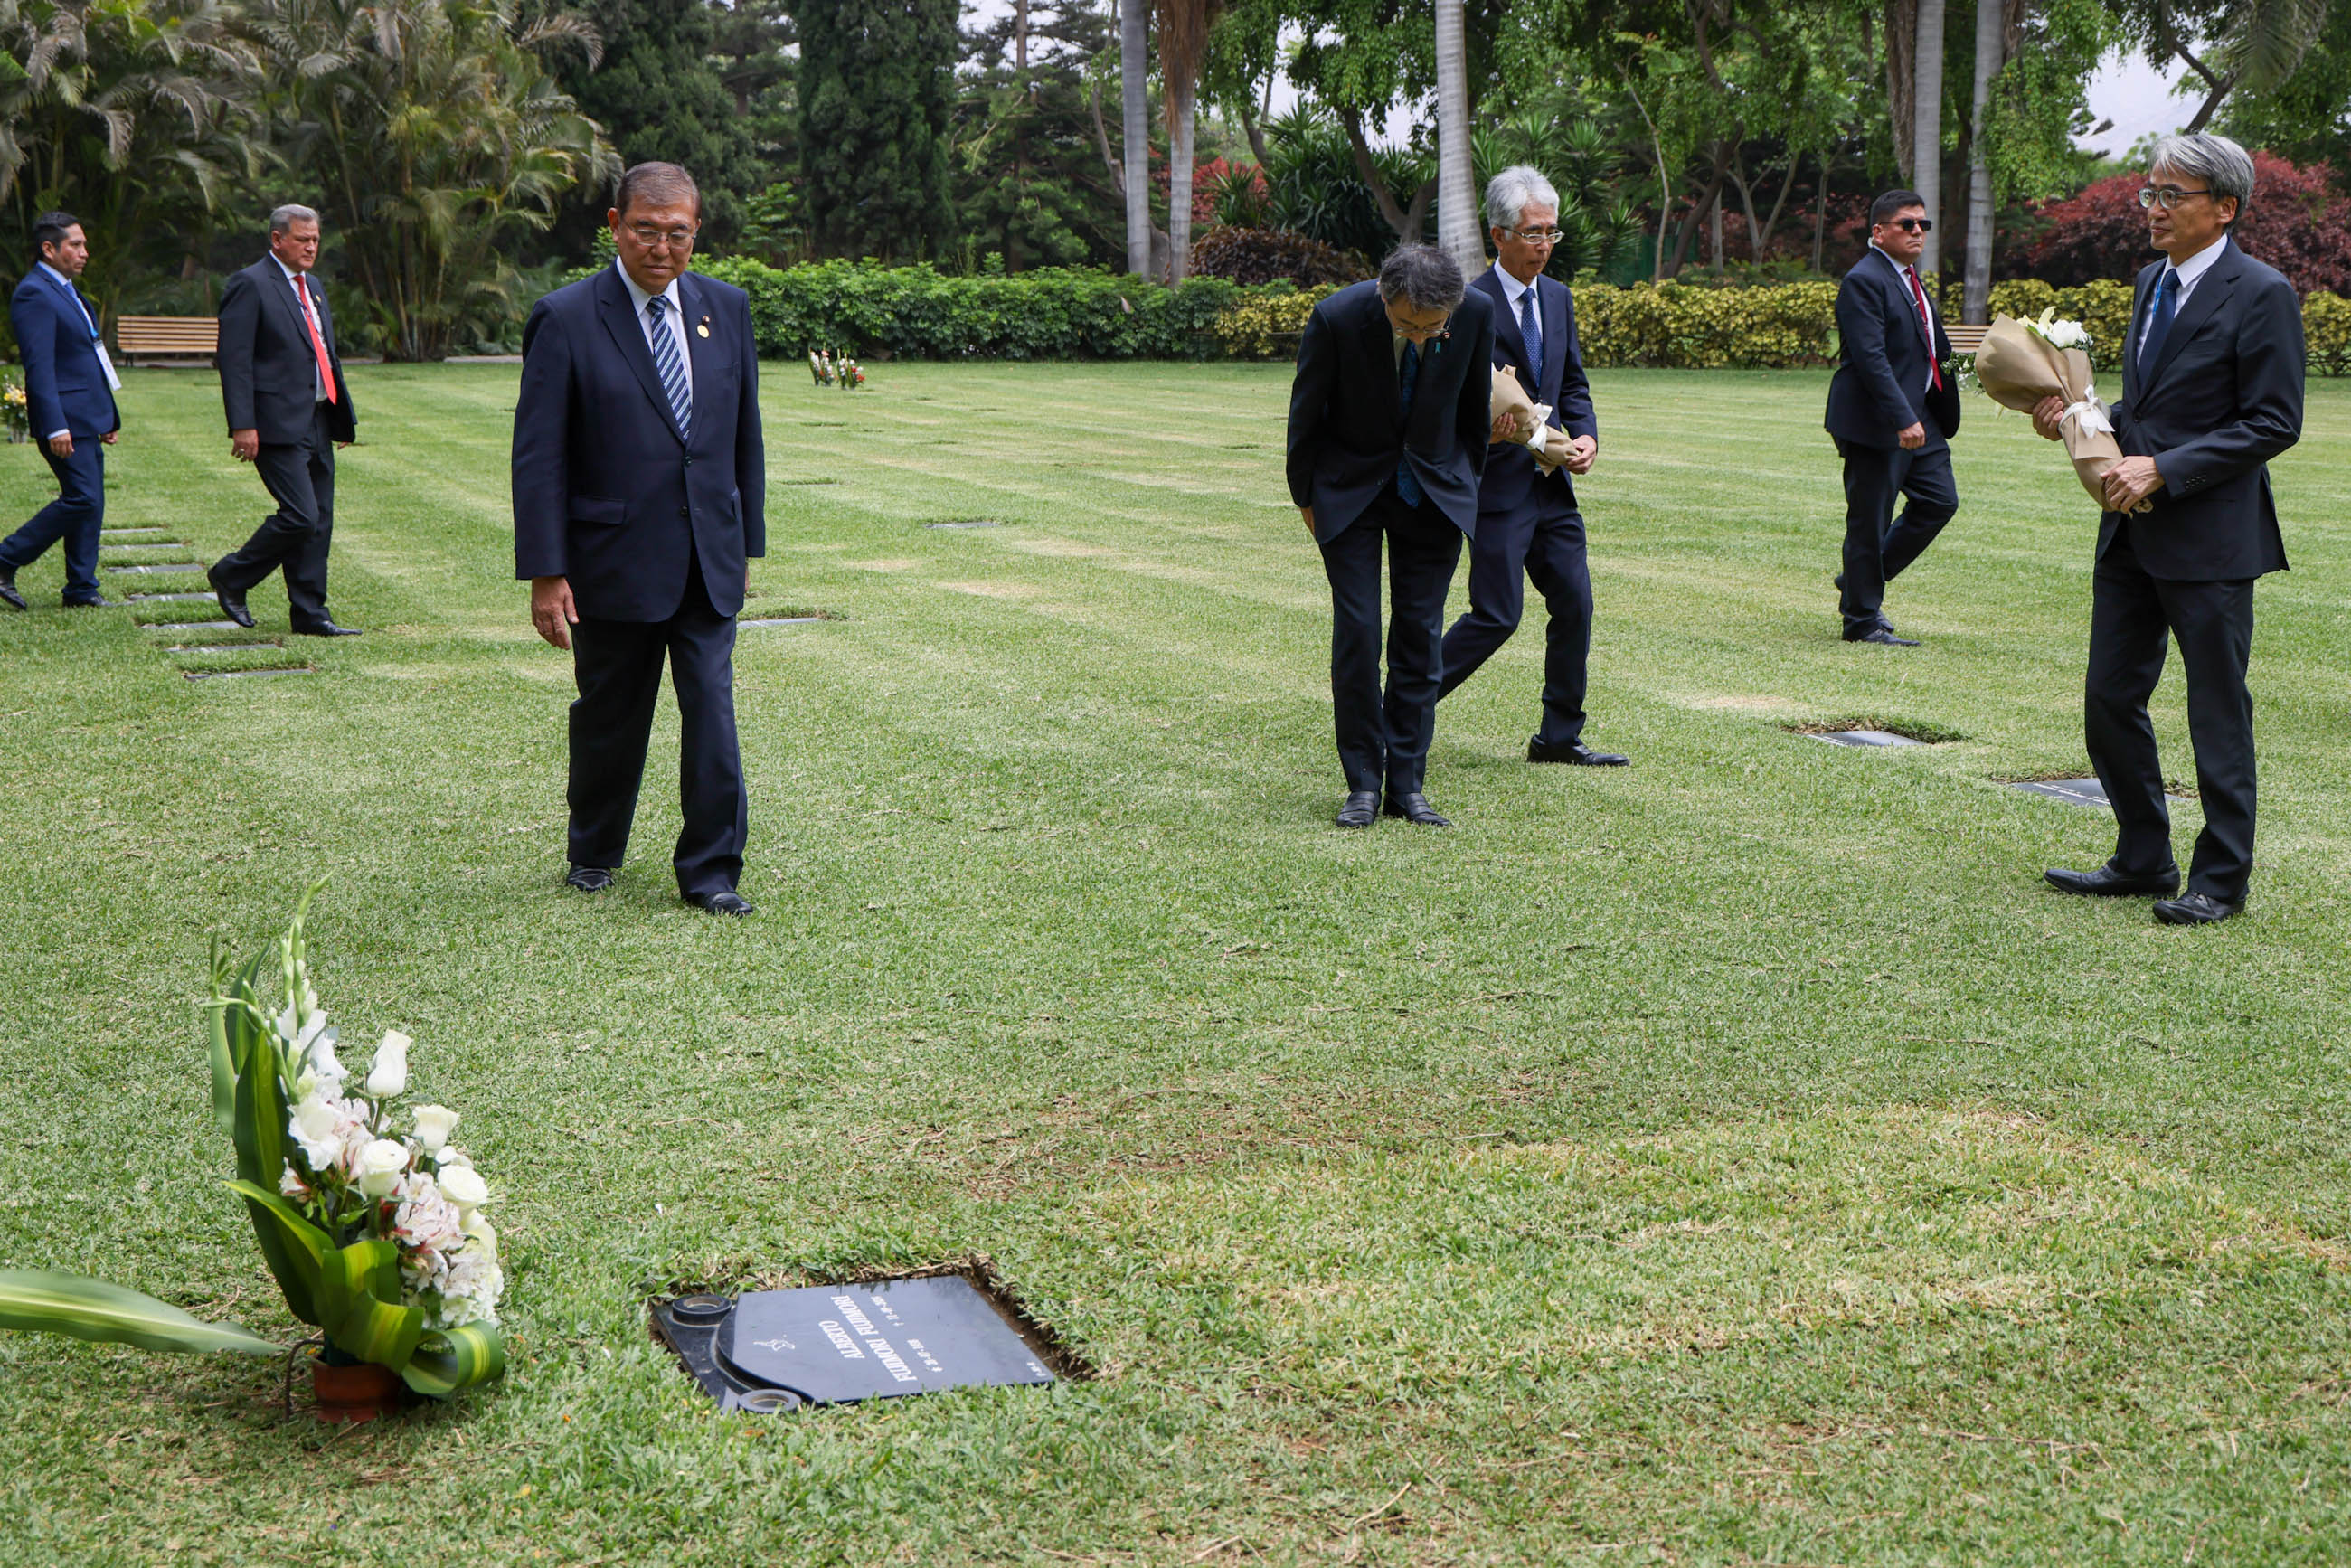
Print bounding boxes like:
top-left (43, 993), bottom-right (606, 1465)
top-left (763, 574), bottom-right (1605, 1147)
top-left (209, 203), bottom-right (361, 636)
top-left (2033, 133), bottom-right (2303, 925)
top-left (1438, 165), bottom-right (1626, 768)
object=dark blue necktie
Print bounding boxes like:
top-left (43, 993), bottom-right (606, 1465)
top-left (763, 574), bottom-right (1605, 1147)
top-left (2139, 268), bottom-right (2177, 373)
top-left (646, 295), bottom-right (692, 437)
top-left (1518, 289), bottom-right (1543, 382)
top-left (1394, 340), bottom-right (1423, 506)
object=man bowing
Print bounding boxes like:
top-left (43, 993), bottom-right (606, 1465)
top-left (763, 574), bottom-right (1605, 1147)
top-left (514, 163), bottom-right (766, 914)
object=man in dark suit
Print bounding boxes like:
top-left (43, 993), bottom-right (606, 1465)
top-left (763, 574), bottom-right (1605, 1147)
top-left (1438, 166), bottom-right (1626, 768)
top-left (1825, 189), bottom-right (1963, 646)
top-left (0, 211), bottom-right (121, 612)
top-left (1289, 245), bottom-right (1496, 827)
top-left (514, 162), bottom-right (766, 915)
top-left (208, 204), bottom-right (361, 636)
top-left (2034, 134), bottom-right (2302, 926)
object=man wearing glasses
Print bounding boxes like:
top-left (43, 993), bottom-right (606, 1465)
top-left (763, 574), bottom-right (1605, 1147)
top-left (2031, 133), bottom-right (2302, 925)
top-left (514, 162), bottom-right (768, 915)
top-left (1289, 245), bottom-right (1496, 827)
top-left (1824, 190), bottom-right (1964, 646)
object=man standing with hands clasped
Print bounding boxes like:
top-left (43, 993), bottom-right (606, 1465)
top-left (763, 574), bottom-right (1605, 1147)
top-left (513, 163), bottom-right (765, 915)
top-left (2033, 134), bottom-right (2303, 926)
top-left (1824, 190), bottom-right (1963, 646)
top-left (209, 204), bottom-right (361, 637)
top-left (0, 212), bottom-right (122, 613)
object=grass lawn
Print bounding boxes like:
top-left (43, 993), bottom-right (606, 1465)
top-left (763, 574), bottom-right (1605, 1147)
top-left (1, 357), bottom-right (2347, 1565)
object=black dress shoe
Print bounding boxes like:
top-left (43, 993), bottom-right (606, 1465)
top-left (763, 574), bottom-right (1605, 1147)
top-left (208, 567), bottom-right (254, 628)
top-left (1845, 625), bottom-right (1918, 647)
top-left (2154, 891), bottom-right (2242, 925)
top-left (565, 864), bottom-right (615, 893)
top-left (293, 620), bottom-right (362, 637)
top-left (685, 888), bottom-right (755, 916)
top-left (1335, 790), bottom-right (1378, 827)
top-left (63, 596), bottom-right (123, 609)
top-left (1383, 791), bottom-right (1451, 826)
top-left (0, 571), bottom-right (24, 611)
top-left (2044, 863), bottom-right (2180, 898)
top-left (1529, 738), bottom-right (1629, 766)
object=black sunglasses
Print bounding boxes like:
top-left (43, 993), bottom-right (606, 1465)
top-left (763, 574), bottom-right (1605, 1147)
top-left (1887, 217), bottom-right (1933, 233)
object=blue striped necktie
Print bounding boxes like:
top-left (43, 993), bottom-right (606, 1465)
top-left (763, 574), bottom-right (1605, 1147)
top-left (2138, 267), bottom-right (2177, 373)
top-left (1394, 340), bottom-right (1424, 507)
top-left (646, 294), bottom-right (692, 437)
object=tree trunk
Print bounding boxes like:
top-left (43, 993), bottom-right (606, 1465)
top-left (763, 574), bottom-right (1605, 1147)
top-left (1912, 0), bottom-right (1946, 276)
top-left (1666, 162), bottom-right (1725, 279)
top-left (1015, 0), bottom-right (1029, 72)
top-left (1238, 98), bottom-right (1270, 169)
top-left (1167, 75), bottom-right (1196, 282)
top-left (1433, 0), bottom-right (1483, 273)
top-left (1341, 108), bottom-right (1438, 244)
top-left (1811, 153), bottom-right (1829, 273)
top-left (1962, 0), bottom-right (2005, 322)
top-left (1708, 186), bottom-right (1723, 272)
top-left (1883, 0), bottom-right (1916, 187)
top-left (1121, 0), bottom-right (1152, 277)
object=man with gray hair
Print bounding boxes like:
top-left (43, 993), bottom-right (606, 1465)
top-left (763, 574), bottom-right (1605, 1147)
top-left (209, 203), bottom-right (362, 635)
top-left (1438, 166), bottom-right (1625, 767)
top-left (1288, 244), bottom-right (1496, 827)
top-left (2032, 132), bottom-right (2302, 925)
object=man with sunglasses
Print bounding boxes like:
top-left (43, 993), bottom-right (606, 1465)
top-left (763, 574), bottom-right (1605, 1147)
top-left (1289, 245), bottom-right (1496, 827)
top-left (2030, 134), bottom-right (2302, 925)
top-left (1824, 191), bottom-right (1964, 646)
top-left (514, 162), bottom-right (767, 915)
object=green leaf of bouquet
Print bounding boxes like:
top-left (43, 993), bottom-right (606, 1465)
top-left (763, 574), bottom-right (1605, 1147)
top-left (401, 1323), bottom-right (506, 1397)
top-left (222, 1179), bottom-right (336, 1329)
top-left (322, 1238), bottom-right (422, 1371)
top-left (225, 1019), bottom-right (306, 1322)
top-left (0, 1270), bottom-right (279, 1356)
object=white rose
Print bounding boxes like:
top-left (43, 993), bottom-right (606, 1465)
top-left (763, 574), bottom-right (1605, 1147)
top-left (437, 1162), bottom-right (489, 1218)
top-left (365, 1031), bottom-right (411, 1098)
top-left (410, 1104), bottom-right (459, 1154)
top-left (288, 1095), bottom-right (345, 1172)
top-left (354, 1138), bottom-right (410, 1198)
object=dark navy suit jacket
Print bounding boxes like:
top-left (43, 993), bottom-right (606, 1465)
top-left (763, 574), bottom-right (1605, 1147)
top-left (1287, 279), bottom-right (1496, 541)
top-left (216, 257), bottom-right (356, 446)
top-left (512, 265), bottom-right (766, 621)
top-left (2104, 238), bottom-right (2302, 581)
top-left (1825, 247), bottom-right (1960, 448)
top-left (12, 265), bottom-right (118, 439)
top-left (1477, 265), bottom-right (1595, 516)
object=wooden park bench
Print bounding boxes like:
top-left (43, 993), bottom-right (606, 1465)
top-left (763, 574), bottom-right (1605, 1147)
top-left (114, 316), bottom-right (219, 364)
top-left (1945, 323), bottom-right (1988, 355)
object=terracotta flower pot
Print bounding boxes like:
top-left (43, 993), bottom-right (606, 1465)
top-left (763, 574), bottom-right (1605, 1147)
top-left (311, 1352), bottom-right (407, 1423)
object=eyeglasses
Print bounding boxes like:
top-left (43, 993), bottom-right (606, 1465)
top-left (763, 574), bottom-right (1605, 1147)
top-left (624, 223), bottom-right (697, 249)
top-left (1501, 228), bottom-right (1566, 245)
top-left (1886, 217), bottom-right (1933, 233)
top-left (2139, 185), bottom-right (2214, 210)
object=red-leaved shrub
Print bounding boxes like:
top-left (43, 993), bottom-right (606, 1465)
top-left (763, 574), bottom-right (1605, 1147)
top-left (2020, 154), bottom-right (2351, 295)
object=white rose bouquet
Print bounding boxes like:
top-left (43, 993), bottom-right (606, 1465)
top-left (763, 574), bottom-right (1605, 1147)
top-left (1972, 308), bottom-right (2149, 512)
top-left (0, 888), bottom-right (507, 1402)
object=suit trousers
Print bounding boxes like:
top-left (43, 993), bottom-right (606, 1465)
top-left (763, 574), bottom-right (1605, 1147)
top-left (1836, 437), bottom-right (1957, 633)
top-left (0, 438), bottom-right (104, 603)
top-left (2083, 534), bottom-right (2258, 901)
top-left (567, 554), bottom-right (747, 896)
top-left (1437, 489), bottom-right (1592, 746)
top-left (212, 403), bottom-right (338, 628)
top-left (1318, 489), bottom-right (1464, 797)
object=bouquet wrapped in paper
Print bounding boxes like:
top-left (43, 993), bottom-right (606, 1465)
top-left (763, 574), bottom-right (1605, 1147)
top-left (1488, 364), bottom-right (1581, 475)
top-left (1973, 310), bottom-right (2148, 512)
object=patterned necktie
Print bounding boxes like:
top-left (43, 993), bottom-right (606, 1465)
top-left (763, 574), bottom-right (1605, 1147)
top-left (291, 274), bottom-right (338, 405)
top-left (1394, 340), bottom-right (1424, 507)
top-left (2139, 267), bottom-right (2178, 373)
top-left (1903, 268), bottom-right (1943, 391)
top-left (1518, 288), bottom-right (1543, 382)
top-left (646, 294), bottom-right (692, 437)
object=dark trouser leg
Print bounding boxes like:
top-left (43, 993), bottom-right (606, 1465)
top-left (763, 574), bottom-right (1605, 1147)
top-left (2082, 540), bottom-right (2177, 877)
top-left (1318, 509), bottom-right (1389, 794)
top-left (567, 613), bottom-right (667, 871)
top-left (284, 411), bottom-right (336, 628)
top-left (1380, 501), bottom-right (1465, 797)
top-left (666, 562), bottom-right (748, 896)
top-left (1522, 501), bottom-right (1593, 748)
top-left (1436, 502), bottom-right (1531, 701)
top-left (2158, 574), bottom-right (2258, 902)
top-left (213, 418), bottom-right (326, 608)
top-left (1837, 438), bottom-right (1900, 632)
top-left (1879, 441), bottom-right (1958, 585)
top-left (0, 439), bottom-right (106, 602)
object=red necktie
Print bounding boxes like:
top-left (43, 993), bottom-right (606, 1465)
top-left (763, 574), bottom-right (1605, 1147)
top-left (292, 274), bottom-right (338, 405)
top-left (1904, 267), bottom-right (1944, 391)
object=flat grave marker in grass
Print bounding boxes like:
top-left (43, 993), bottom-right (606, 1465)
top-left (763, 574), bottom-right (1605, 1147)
top-left (1806, 728), bottom-right (1924, 749)
top-left (138, 619), bottom-right (239, 632)
top-left (127, 591), bottom-right (218, 603)
top-left (926, 519), bottom-right (1003, 529)
top-left (741, 616), bottom-right (826, 628)
top-left (98, 527), bottom-right (169, 538)
top-left (182, 666), bottom-right (315, 681)
top-left (106, 562), bottom-right (205, 575)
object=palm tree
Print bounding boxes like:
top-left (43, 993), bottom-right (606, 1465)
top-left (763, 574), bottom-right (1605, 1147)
top-left (1912, 0), bottom-right (1945, 277)
top-left (1961, 0), bottom-right (2006, 322)
top-left (1120, 0), bottom-right (1150, 276)
top-left (1433, 0), bottom-right (1479, 274)
top-left (1156, 0), bottom-right (1220, 283)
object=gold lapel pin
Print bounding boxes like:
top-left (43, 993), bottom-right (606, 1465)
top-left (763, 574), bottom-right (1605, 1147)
top-left (697, 316), bottom-right (711, 338)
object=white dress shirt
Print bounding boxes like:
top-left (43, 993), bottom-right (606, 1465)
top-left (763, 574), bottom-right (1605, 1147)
top-left (1870, 243), bottom-right (1940, 395)
top-left (614, 259), bottom-right (693, 401)
top-left (271, 253), bottom-right (330, 402)
top-left (35, 260), bottom-right (119, 439)
top-left (2136, 233), bottom-right (2230, 358)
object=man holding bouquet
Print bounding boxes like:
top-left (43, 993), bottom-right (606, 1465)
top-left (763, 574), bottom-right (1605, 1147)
top-left (1824, 191), bottom-right (1963, 646)
top-left (2032, 134), bottom-right (2303, 926)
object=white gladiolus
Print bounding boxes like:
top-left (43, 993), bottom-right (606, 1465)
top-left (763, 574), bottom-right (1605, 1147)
top-left (436, 1163), bottom-right (489, 1218)
top-left (354, 1138), bottom-right (410, 1198)
top-left (411, 1104), bottom-right (459, 1154)
top-left (305, 1034), bottom-right (348, 1088)
top-left (365, 1030), bottom-right (411, 1097)
top-left (288, 1094), bottom-right (348, 1172)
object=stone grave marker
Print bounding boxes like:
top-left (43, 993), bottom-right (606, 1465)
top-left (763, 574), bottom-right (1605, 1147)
top-left (106, 562), bottom-right (206, 575)
top-left (741, 616), bottom-right (824, 628)
top-left (183, 666), bottom-right (315, 681)
top-left (1806, 729), bottom-right (1923, 748)
top-left (127, 592), bottom-right (218, 603)
top-left (926, 519), bottom-right (1001, 529)
top-left (141, 619), bottom-right (241, 632)
top-left (100, 527), bottom-right (169, 537)
top-left (653, 1275), bottom-right (1058, 1412)
top-left (2004, 777), bottom-right (2185, 808)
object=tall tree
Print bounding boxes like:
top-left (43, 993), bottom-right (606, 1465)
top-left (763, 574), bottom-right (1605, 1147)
top-left (1912, 0), bottom-right (1945, 274)
top-left (1157, 0), bottom-right (1220, 282)
top-left (1961, 0), bottom-right (2006, 320)
top-left (795, 0), bottom-right (958, 260)
top-left (560, 0), bottom-right (765, 241)
top-left (956, 0), bottom-right (1122, 268)
top-left (2115, 0), bottom-right (2331, 132)
top-left (1120, 0), bottom-right (1151, 273)
top-left (1434, 0), bottom-right (1480, 271)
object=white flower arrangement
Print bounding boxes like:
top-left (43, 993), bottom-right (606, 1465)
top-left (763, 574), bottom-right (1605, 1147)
top-left (2024, 307), bottom-right (2092, 354)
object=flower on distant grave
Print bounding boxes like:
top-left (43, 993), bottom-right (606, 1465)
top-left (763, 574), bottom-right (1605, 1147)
top-left (354, 1138), bottom-right (410, 1198)
top-left (411, 1104), bottom-right (458, 1154)
top-left (365, 1030), bottom-right (411, 1097)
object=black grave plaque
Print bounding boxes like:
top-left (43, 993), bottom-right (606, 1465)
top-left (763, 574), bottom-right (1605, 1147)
top-left (2007, 777), bottom-right (2108, 808)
